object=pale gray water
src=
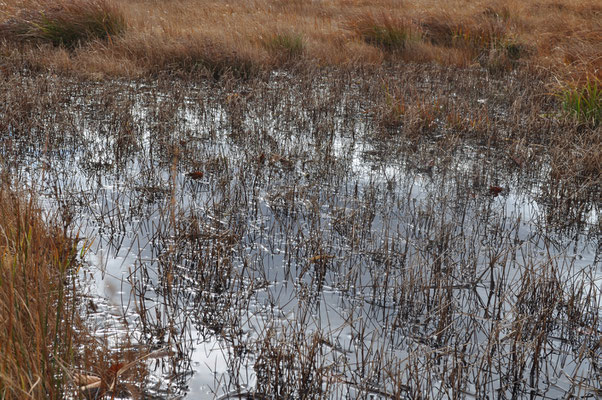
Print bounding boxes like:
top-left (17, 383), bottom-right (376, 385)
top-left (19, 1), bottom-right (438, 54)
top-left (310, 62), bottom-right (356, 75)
top-left (4, 75), bottom-right (600, 399)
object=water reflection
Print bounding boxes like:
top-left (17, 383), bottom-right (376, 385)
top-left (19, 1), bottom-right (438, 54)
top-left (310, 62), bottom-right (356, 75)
top-left (2, 75), bottom-right (600, 399)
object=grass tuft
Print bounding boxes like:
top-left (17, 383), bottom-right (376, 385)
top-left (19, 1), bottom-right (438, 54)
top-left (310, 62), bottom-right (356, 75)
top-left (0, 186), bottom-right (80, 399)
top-left (0, 0), bottom-right (125, 48)
top-left (560, 79), bottom-right (602, 126)
top-left (349, 13), bottom-right (418, 51)
top-left (263, 31), bottom-right (304, 61)
top-left (422, 16), bottom-right (508, 53)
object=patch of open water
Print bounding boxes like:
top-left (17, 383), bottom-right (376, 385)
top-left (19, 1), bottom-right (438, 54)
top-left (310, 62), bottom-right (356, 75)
top-left (4, 77), bottom-right (600, 399)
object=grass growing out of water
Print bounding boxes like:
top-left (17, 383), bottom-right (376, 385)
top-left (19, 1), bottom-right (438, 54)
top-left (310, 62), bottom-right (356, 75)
top-left (0, 0), bottom-right (125, 48)
top-left (560, 79), bottom-right (602, 126)
top-left (0, 1), bottom-right (599, 398)
top-left (0, 66), bottom-right (598, 398)
top-left (0, 186), bottom-right (78, 399)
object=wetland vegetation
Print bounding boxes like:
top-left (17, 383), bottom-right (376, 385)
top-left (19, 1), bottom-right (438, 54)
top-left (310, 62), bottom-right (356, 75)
top-left (0, 1), bottom-right (600, 399)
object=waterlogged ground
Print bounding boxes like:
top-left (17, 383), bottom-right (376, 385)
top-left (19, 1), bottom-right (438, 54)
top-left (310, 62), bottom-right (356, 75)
top-left (1, 70), bottom-right (600, 399)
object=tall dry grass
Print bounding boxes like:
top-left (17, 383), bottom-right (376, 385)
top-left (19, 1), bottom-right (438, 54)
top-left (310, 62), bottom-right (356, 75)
top-left (0, 186), bottom-right (78, 399)
top-left (0, 0), bottom-right (599, 79)
top-left (0, 0), bottom-right (125, 48)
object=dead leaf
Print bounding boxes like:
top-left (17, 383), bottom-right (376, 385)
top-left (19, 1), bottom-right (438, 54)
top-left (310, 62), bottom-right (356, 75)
top-left (309, 254), bottom-right (335, 263)
top-left (186, 171), bottom-right (204, 180)
top-left (489, 186), bottom-right (504, 196)
top-left (108, 363), bottom-right (125, 375)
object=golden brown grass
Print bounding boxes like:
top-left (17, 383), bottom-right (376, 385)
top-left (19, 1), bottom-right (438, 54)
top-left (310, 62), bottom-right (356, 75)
top-left (0, 0), bottom-right (125, 48)
top-left (0, 186), bottom-right (78, 399)
top-left (0, 0), bottom-right (599, 79)
top-left (0, 185), bottom-right (148, 399)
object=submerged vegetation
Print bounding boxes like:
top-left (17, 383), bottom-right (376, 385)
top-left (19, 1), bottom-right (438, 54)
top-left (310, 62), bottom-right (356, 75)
top-left (0, 66), bottom-right (599, 399)
top-left (0, 0), bottom-right (599, 399)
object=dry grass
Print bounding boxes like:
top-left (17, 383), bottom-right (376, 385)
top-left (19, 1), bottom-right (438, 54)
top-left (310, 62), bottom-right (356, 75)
top-left (0, 0), bottom-right (599, 80)
top-left (0, 183), bottom-right (152, 398)
top-left (0, 186), bottom-right (78, 399)
top-left (0, 0), bottom-right (125, 48)
top-left (348, 13), bottom-right (419, 52)
top-left (0, 2), bottom-right (598, 399)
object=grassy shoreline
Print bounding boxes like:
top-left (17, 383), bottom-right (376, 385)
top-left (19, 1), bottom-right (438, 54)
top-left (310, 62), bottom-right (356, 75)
top-left (0, 186), bottom-right (78, 399)
top-left (1, 0), bottom-right (599, 127)
top-left (0, 0), bottom-right (599, 80)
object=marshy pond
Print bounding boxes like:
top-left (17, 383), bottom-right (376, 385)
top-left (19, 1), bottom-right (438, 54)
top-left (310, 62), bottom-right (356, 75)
top-left (2, 69), bottom-right (600, 399)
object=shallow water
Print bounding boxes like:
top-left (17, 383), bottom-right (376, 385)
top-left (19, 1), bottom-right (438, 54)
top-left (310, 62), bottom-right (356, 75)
top-left (3, 74), bottom-right (600, 399)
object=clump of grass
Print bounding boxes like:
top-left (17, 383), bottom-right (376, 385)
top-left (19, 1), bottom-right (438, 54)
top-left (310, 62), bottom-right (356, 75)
top-left (349, 13), bottom-right (418, 51)
top-left (116, 33), bottom-right (263, 79)
top-left (559, 79), bottom-right (602, 126)
top-left (0, 186), bottom-right (80, 399)
top-left (263, 31), bottom-right (304, 61)
top-left (421, 14), bottom-right (526, 71)
top-left (253, 327), bottom-right (332, 398)
top-left (379, 83), bottom-right (443, 134)
top-left (421, 15), bottom-right (514, 54)
top-left (502, 37), bottom-right (524, 60)
top-left (0, 0), bottom-right (125, 48)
